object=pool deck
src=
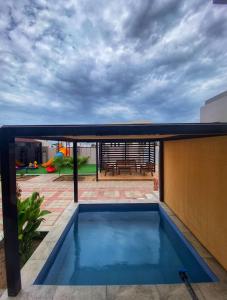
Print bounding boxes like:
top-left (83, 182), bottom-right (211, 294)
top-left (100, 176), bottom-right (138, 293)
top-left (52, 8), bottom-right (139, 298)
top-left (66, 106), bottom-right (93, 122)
top-left (0, 174), bottom-right (154, 234)
top-left (98, 172), bottom-right (153, 181)
top-left (1, 200), bottom-right (227, 300)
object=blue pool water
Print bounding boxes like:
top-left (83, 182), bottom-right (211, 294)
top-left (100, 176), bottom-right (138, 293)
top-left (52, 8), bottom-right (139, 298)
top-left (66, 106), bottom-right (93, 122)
top-left (35, 204), bottom-right (217, 285)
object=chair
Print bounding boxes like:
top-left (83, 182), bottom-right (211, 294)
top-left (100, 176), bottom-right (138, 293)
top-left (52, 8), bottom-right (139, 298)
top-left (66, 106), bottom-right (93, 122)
top-left (116, 160), bottom-right (137, 175)
top-left (140, 162), bottom-right (154, 176)
top-left (104, 163), bottom-right (115, 176)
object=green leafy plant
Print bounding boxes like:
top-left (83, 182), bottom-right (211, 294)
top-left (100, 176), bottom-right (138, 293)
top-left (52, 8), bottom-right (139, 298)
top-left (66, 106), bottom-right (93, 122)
top-left (19, 169), bottom-right (26, 177)
top-left (53, 155), bottom-right (65, 177)
top-left (63, 156), bottom-right (74, 169)
top-left (78, 156), bottom-right (89, 168)
top-left (53, 155), bottom-right (89, 177)
top-left (17, 192), bottom-right (50, 264)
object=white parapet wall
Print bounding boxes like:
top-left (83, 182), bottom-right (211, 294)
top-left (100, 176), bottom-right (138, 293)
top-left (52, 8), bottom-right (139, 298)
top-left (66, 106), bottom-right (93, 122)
top-left (200, 91), bottom-right (227, 122)
top-left (78, 146), bottom-right (96, 164)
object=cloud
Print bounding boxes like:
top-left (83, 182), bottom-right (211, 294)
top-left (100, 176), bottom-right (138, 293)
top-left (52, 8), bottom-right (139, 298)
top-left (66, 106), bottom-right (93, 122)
top-left (124, 0), bottom-right (181, 43)
top-left (0, 0), bottom-right (227, 125)
top-left (95, 103), bottom-right (136, 119)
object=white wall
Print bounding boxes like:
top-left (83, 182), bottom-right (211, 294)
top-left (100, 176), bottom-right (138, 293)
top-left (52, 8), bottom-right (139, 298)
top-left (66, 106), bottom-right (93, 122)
top-left (78, 147), bottom-right (96, 164)
top-left (42, 146), bottom-right (49, 163)
top-left (200, 91), bottom-right (227, 122)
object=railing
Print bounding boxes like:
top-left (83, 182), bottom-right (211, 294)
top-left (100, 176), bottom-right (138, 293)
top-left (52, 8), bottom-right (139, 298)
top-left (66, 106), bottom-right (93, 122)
top-left (179, 270), bottom-right (199, 300)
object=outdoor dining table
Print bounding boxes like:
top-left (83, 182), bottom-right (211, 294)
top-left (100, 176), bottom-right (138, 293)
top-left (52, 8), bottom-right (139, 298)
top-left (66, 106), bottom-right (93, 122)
top-left (116, 164), bottom-right (132, 175)
top-left (116, 160), bottom-right (137, 175)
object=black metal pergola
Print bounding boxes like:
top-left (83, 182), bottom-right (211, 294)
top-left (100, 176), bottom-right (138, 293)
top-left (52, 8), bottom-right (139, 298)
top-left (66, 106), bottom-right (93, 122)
top-left (1, 122), bottom-right (227, 296)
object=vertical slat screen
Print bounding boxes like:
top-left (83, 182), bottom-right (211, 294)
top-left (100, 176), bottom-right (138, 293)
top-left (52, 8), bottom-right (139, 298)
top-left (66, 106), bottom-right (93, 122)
top-left (100, 142), bottom-right (155, 171)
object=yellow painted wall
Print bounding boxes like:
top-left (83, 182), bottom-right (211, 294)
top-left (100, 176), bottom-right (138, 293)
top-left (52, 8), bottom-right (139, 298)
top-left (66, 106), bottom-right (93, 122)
top-left (164, 136), bottom-right (227, 270)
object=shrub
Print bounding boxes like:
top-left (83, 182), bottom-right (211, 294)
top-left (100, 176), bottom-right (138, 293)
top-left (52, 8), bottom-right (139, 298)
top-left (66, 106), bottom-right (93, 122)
top-left (53, 155), bottom-right (89, 176)
top-left (78, 156), bottom-right (89, 168)
top-left (19, 169), bottom-right (26, 177)
top-left (17, 192), bottom-right (50, 265)
top-left (53, 155), bottom-right (65, 177)
top-left (63, 156), bottom-right (74, 169)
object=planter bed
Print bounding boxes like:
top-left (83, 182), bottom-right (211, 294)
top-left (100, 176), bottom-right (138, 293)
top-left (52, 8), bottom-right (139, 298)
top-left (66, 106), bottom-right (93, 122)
top-left (54, 175), bottom-right (95, 182)
top-left (0, 231), bottom-right (48, 289)
top-left (16, 175), bottom-right (39, 181)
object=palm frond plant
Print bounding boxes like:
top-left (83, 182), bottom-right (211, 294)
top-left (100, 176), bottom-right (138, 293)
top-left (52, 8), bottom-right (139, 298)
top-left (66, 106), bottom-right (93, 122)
top-left (77, 156), bottom-right (89, 168)
top-left (53, 155), bottom-right (89, 177)
top-left (17, 192), bottom-right (50, 265)
top-left (63, 156), bottom-right (74, 169)
top-left (53, 155), bottom-right (65, 177)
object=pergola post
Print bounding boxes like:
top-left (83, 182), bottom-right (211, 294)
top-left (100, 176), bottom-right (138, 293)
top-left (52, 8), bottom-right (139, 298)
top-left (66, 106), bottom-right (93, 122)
top-left (99, 142), bottom-right (103, 172)
top-left (1, 133), bottom-right (21, 296)
top-left (96, 142), bottom-right (99, 182)
top-left (148, 142), bottom-right (151, 163)
top-left (73, 142), bottom-right (78, 203)
top-left (159, 141), bottom-right (164, 202)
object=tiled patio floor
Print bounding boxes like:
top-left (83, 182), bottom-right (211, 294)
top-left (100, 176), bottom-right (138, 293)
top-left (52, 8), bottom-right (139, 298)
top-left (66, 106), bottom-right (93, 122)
top-left (0, 174), bottom-right (154, 233)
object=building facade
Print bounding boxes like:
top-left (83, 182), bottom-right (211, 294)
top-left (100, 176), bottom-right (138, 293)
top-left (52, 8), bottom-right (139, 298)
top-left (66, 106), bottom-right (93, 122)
top-left (200, 91), bottom-right (227, 122)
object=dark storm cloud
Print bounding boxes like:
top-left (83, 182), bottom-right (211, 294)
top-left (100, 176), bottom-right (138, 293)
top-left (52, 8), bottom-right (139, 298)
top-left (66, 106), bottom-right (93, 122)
top-left (0, 0), bottom-right (227, 125)
top-left (200, 9), bottom-right (227, 39)
top-left (124, 0), bottom-right (181, 41)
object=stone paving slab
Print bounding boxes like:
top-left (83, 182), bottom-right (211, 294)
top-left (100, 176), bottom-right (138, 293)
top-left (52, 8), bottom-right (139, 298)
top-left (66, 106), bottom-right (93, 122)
top-left (0, 174), bottom-right (154, 234)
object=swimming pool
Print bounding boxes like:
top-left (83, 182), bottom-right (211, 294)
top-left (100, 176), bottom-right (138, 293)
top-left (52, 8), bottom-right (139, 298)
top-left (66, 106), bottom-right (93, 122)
top-left (34, 203), bottom-right (217, 285)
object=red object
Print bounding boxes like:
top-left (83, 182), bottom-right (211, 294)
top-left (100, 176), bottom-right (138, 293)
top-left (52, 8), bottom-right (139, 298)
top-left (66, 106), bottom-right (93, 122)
top-left (154, 177), bottom-right (159, 191)
top-left (46, 166), bottom-right (56, 173)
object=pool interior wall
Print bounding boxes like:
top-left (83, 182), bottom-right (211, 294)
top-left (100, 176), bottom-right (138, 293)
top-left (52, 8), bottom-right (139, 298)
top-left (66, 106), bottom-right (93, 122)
top-left (34, 203), bottom-right (218, 286)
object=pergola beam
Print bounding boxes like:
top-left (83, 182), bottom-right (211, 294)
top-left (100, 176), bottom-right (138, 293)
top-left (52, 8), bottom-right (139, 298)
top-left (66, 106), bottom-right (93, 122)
top-left (3, 123), bottom-right (227, 139)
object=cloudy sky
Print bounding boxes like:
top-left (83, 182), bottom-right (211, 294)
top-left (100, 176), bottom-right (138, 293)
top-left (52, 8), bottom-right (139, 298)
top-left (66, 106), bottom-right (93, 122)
top-left (0, 0), bottom-right (227, 125)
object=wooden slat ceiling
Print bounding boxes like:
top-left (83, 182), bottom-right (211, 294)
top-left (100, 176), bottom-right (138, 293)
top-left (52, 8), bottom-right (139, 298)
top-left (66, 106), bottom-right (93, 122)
top-left (52, 134), bottom-right (176, 141)
top-left (23, 133), bottom-right (225, 142)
